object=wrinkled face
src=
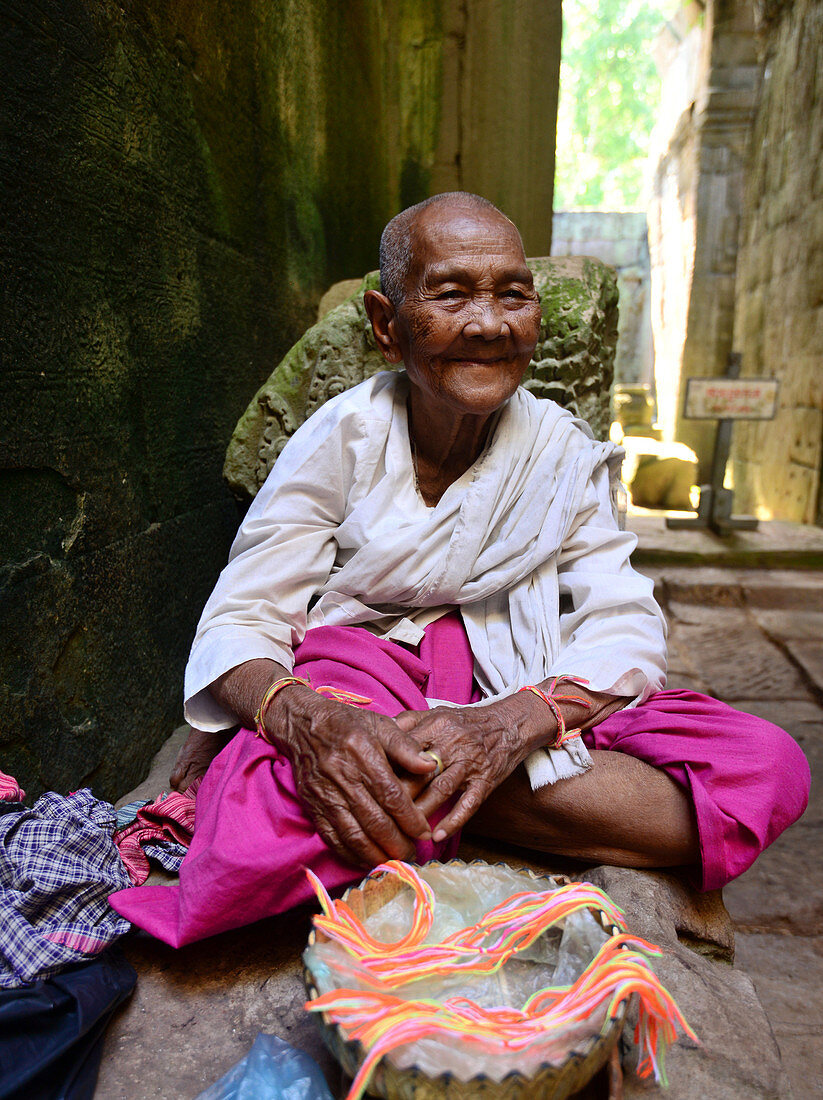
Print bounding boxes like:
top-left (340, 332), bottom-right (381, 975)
top-left (393, 204), bottom-right (542, 419)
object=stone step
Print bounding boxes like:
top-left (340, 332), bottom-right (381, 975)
top-left (643, 565), bottom-right (823, 610)
top-left (629, 514), bottom-right (823, 570)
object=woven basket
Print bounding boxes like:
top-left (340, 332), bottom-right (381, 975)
top-left (304, 860), bottom-right (626, 1099)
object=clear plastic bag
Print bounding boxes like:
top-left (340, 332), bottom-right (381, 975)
top-left (304, 863), bottom-right (611, 1080)
top-left (195, 1032), bottom-right (334, 1100)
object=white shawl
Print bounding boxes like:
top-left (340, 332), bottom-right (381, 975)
top-left (185, 372), bottom-right (666, 787)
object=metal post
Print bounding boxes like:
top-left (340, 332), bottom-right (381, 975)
top-left (666, 353), bottom-right (759, 534)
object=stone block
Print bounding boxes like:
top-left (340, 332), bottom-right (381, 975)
top-left (666, 600), bottom-right (747, 626)
top-left (734, 933), bottom-right (823, 1100)
top-left (667, 615), bottom-right (810, 702)
top-left (629, 453), bottom-right (698, 510)
top-left (790, 352), bottom-right (823, 406)
top-left (750, 608), bottom-right (823, 641)
top-left (452, 848), bottom-right (783, 1097)
top-left (784, 639), bottom-right (823, 697)
top-left (728, 0), bottom-right (823, 526)
top-left (618, 437), bottom-right (698, 511)
top-left (724, 822), bottom-right (823, 936)
top-left (581, 868), bottom-right (783, 1100)
top-left (96, 910), bottom-right (346, 1100)
top-left (0, 500), bottom-right (238, 800)
top-left (317, 279), bottom-right (363, 321)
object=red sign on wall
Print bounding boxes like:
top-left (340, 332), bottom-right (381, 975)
top-left (683, 377), bottom-right (779, 420)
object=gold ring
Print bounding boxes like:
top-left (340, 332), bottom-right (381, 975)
top-left (421, 750), bottom-right (444, 777)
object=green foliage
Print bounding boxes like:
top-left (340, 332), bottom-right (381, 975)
top-left (555, 0), bottom-right (678, 210)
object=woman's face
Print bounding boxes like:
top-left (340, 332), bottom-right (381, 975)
top-left (389, 205), bottom-right (542, 421)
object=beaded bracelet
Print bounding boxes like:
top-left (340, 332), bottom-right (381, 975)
top-left (518, 675), bottom-right (591, 748)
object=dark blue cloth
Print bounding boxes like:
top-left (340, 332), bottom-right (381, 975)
top-left (0, 948), bottom-right (136, 1100)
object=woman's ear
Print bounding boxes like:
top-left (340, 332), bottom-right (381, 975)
top-left (364, 290), bottom-right (403, 364)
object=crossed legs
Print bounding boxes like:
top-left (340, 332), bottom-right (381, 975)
top-left (469, 749), bottom-right (700, 871)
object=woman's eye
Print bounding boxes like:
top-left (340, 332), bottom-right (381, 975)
top-left (436, 289), bottom-right (464, 300)
top-left (501, 288), bottom-right (527, 300)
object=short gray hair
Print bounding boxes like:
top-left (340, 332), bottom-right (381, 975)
top-left (379, 192), bottom-right (510, 308)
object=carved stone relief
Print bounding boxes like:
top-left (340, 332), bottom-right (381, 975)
top-left (225, 258), bottom-right (618, 499)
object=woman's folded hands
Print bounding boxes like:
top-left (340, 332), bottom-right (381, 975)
top-left (394, 693), bottom-right (553, 843)
top-left (264, 685), bottom-right (440, 868)
top-left (209, 659), bottom-right (628, 870)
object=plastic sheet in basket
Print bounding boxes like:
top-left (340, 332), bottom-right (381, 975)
top-left (303, 861), bottom-right (694, 1099)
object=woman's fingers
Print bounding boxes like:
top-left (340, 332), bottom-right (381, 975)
top-left (169, 727), bottom-right (234, 791)
top-left (311, 798), bottom-right (398, 868)
top-left (431, 782), bottom-right (489, 841)
top-left (412, 762), bottom-right (468, 819)
top-left (397, 705), bottom-right (524, 829)
top-left (272, 693), bottom-right (433, 853)
top-left (382, 714), bottom-right (440, 775)
top-left (344, 718), bottom-right (433, 840)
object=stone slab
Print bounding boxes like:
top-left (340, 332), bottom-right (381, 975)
top-left (784, 640), bottom-right (823, 697)
top-left (580, 867), bottom-right (785, 1100)
top-left (727, 698), bottom-right (823, 729)
top-left (96, 911), bottom-right (345, 1100)
top-left (723, 824), bottom-right (823, 936)
top-left (643, 567), bottom-right (823, 610)
top-left (663, 616), bottom-right (809, 702)
top-left (751, 608), bottom-right (823, 641)
top-left (665, 601), bottom-right (749, 626)
top-left (629, 515), bottom-right (823, 570)
top-left (737, 571), bottom-right (823, 611)
top-left (102, 821), bottom-right (782, 1100)
top-left (734, 933), bottom-right (823, 1100)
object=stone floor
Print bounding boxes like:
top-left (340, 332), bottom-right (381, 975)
top-left (95, 554), bottom-right (823, 1099)
top-left (645, 565), bottom-right (823, 1100)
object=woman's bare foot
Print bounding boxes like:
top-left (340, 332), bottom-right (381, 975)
top-left (170, 727), bottom-right (237, 791)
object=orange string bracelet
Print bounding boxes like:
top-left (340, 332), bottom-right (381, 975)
top-left (314, 685), bottom-right (373, 706)
top-left (255, 678), bottom-right (373, 741)
top-left (254, 676), bottom-right (312, 739)
top-left (518, 675), bottom-right (592, 747)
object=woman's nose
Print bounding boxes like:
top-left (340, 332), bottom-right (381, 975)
top-left (462, 298), bottom-right (509, 339)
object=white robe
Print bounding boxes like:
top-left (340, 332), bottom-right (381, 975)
top-left (184, 371), bottom-right (666, 787)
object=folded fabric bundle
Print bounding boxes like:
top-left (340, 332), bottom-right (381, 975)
top-left (0, 948), bottom-right (136, 1100)
top-left (113, 786), bottom-right (198, 886)
top-left (0, 789), bottom-right (132, 988)
top-left (0, 770), bottom-right (25, 804)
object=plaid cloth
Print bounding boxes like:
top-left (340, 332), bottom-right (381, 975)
top-left (141, 840), bottom-right (188, 874)
top-left (0, 789), bottom-right (132, 988)
top-left (115, 799), bottom-right (150, 830)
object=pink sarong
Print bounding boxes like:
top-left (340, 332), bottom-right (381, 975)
top-left (109, 613), bottom-right (478, 946)
top-left (584, 691), bottom-right (809, 891)
top-left (110, 615), bottom-right (809, 945)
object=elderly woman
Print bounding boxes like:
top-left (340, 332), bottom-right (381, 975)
top-left (111, 193), bottom-right (808, 946)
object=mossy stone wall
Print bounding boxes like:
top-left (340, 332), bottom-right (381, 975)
top-left (0, 1), bottom-right (560, 798)
top-left (731, 0), bottom-right (823, 523)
